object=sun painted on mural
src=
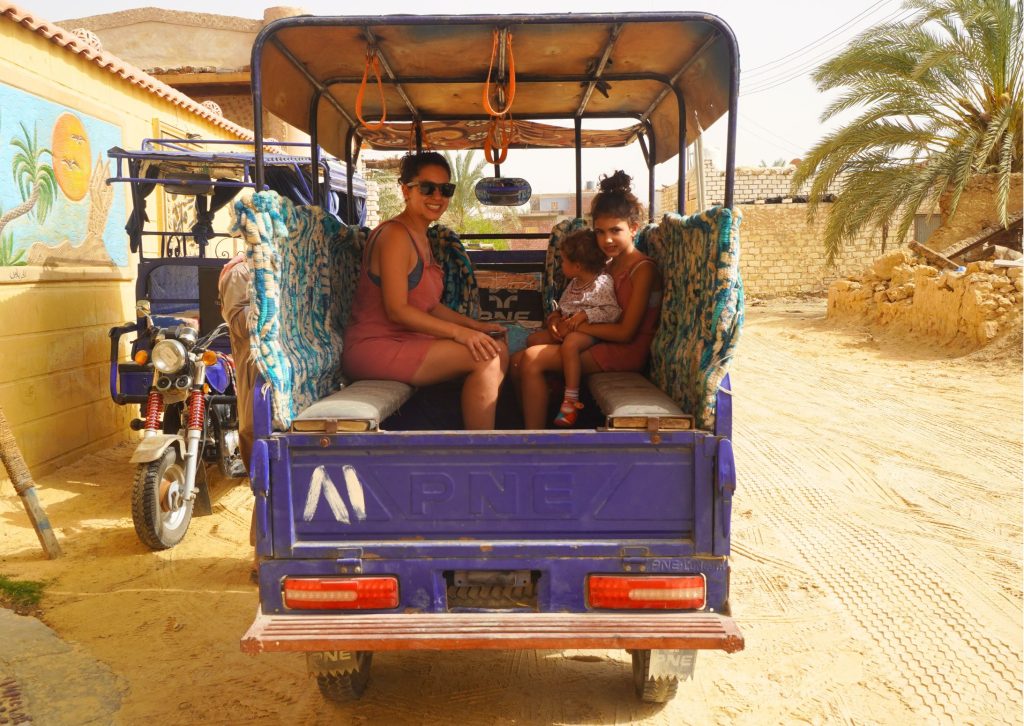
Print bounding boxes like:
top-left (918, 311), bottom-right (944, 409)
top-left (0, 84), bottom-right (126, 268)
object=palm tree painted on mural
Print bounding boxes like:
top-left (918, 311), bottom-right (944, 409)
top-left (0, 122), bottom-right (58, 243)
top-left (792, 0), bottom-right (1022, 263)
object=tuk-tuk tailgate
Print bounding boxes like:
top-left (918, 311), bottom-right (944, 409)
top-left (241, 610), bottom-right (743, 654)
top-left (266, 430), bottom-right (714, 548)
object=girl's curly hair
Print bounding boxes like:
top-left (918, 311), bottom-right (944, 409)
top-left (561, 229), bottom-right (607, 274)
top-left (590, 170), bottom-right (644, 226)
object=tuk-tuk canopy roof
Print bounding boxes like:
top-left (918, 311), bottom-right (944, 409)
top-left (254, 13), bottom-right (737, 165)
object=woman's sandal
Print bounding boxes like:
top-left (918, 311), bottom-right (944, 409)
top-left (553, 398), bottom-right (584, 427)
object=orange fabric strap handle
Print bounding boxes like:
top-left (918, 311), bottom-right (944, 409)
top-left (482, 29), bottom-right (516, 117)
top-left (356, 47), bottom-right (387, 131)
top-left (483, 116), bottom-right (512, 164)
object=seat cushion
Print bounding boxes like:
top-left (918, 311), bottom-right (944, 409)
top-left (292, 380), bottom-right (414, 432)
top-left (588, 372), bottom-right (693, 430)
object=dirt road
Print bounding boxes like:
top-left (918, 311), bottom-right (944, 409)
top-left (1, 299), bottom-right (1021, 725)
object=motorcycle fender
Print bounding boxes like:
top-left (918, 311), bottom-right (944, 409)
top-left (129, 434), bottom-right (184, 464)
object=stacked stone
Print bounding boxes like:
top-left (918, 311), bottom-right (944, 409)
top-left (828, 248), bottom-right (1024, 347)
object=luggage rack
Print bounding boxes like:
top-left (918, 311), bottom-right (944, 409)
top-left (107, 138), bottom-right (369, 260)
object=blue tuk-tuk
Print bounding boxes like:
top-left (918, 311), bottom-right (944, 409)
top-left (239, 12), bottom-right (744, 704)
top-left (106, 139), bottom-right (367, 547)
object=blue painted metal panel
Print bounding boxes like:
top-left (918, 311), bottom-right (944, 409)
top-left (274, 431), bottom-right (704, 547)
top-left (713, 437), bottom-right (736, 556)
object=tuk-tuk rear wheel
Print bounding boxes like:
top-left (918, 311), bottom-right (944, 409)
top-left (315, 651), bottom-right (373, 702)
top-left (631, 649), bottom-right (679, 704)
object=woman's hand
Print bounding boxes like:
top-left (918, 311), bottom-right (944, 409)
top-left (453, 326), bottom-right (503, 361)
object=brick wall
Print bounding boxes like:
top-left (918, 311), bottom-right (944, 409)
top-left (737, 203), bottom-right (888, 297)
top-left (655, 163), bottom-right (899, 297)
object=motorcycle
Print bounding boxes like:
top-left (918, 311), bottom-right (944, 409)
top-left (128, 316), bottom-right (246, 549)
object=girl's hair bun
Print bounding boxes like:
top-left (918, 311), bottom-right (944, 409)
top-left (598, 170), bottom-right (633, 195)
top-left (591, 170), bottom-right (643, 225)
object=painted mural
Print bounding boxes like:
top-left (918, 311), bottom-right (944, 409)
top-left (0, 83), bottom-right (126, 268)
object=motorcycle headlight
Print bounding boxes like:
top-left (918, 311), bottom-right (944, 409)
top-left (151, 339), bottom-right (188, 374)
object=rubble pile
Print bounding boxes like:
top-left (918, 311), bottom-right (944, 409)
top-left (828, 247), bottom-right (1023, 347)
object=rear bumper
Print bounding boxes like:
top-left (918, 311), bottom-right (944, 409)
top-left (241, 609), bottom-right (744, 655)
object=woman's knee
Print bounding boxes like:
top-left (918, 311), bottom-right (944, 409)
top-left (469, 348), bottom-right (507, 381)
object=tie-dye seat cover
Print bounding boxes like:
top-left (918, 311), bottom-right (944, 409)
top-left (542, 217), bottom-right (589, 314)
top-left (541, 208), bottom-right (743, 431)
top-left (233, 190), bottom-right (479, 430)
top-left (636, 207), bottom-right (744, 431)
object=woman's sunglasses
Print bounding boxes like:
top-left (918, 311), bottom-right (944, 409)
top-left (405, 181), bottom-right (456, 198)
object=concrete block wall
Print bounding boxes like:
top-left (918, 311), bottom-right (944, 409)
top-left (0, 16), bottom-right (250, 481)
top-left (654, 162), bottom-right (885, 297)
top-left (737, 204), bottom-right (887, 297)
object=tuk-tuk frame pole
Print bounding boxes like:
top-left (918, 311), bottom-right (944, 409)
top-left (724, 55), bottom-right (739, 209)
top-left (574, 117), bottom-right (582, 219)
top-left (309, 91), bottom-right (321, 204)
top-left (677, 94), bottom-right (686, 215)
top-left (345, 127), bottom-right (356, 223)
top-left (361, 27), bottom-right (421, 121)
top-left (641, 120), bottom-right (657, 220)
top-left (576, 23), bottom-right (623, 118)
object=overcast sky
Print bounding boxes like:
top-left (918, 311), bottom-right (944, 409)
top-left (24, 0), bottom-right (908, 195)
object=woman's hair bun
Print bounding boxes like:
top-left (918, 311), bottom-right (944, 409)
top-left (598, 170), bottom-right (632, 195)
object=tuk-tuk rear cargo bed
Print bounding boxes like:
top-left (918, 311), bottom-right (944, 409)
top-left (241, 610), bottom-right (743, 654)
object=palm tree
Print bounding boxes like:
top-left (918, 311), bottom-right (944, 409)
top-left (792, 0), bottom-right (1022, 263)
top-left (0, 122), bottom-right (57, 240)
top-left (442, 150), bottom-right (488, 231)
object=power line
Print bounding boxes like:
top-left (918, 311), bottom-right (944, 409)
top-left (744, 0), bottom-right (897, 77)
top-left (740, 124), bottom-right (805, 158)
top-left (744, 5), bottom-right (911, 88)
top-left (742, 8), bottom-right (918, 96)
top-left (742, 117), bottom-right (806, 155)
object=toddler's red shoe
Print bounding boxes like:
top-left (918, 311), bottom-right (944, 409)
top-left (553, 399), bottom-right (583, 427)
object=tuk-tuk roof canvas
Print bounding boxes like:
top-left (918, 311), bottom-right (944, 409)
top-left (256, 14), bottom-right (736, 165)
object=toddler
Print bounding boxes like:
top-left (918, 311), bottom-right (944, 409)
top-left (526, 229), bottom-right (621, 426)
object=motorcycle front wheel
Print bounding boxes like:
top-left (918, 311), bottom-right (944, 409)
top-left (131, 447), bottom-right (193, 550)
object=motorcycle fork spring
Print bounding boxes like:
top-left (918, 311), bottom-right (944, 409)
top-left (144, 390), bottom-right (164, 431)
top-left (187, 390), bottom-right (206, 431)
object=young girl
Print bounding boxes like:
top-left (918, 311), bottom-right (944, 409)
top-left (512, 171), bottom-right (662, 429)
top-left (525, 230), bottom-right (621, 426)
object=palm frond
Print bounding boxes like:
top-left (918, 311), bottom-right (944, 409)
top-left (801, 0), bottom-right (1021, 259)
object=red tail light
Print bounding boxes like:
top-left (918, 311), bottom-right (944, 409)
top-left (588, 575), bottom-right (706, 610)
top-left (283, 577), bottom-right (399, 610)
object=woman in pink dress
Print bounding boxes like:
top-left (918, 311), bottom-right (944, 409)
top-left (342, 152), bottom-right (508, 430)
top-left (512, 171), bottom-right (663, 429)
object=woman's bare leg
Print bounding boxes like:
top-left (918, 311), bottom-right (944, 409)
top-left (412, 340), bottom-right (509, 430)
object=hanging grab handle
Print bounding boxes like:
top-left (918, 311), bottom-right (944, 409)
top-left (356, 46), bottom-right (387, 131)
top-left (482, 29), bottom-right (516, 117)
top-left (483, 115), bottom-right (512, 164)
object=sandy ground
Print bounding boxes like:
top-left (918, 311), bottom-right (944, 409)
top-left (1, 298), bottom-right (1021, 725)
